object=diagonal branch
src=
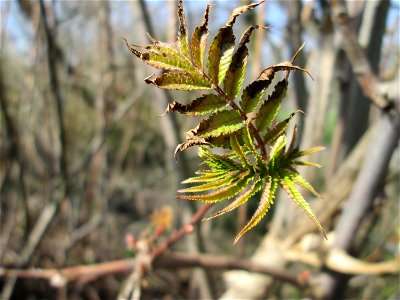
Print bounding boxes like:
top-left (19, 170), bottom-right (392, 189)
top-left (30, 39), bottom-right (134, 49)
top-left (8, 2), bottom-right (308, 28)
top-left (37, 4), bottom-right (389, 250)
top-left (330, 0), bottom-right (395, 111)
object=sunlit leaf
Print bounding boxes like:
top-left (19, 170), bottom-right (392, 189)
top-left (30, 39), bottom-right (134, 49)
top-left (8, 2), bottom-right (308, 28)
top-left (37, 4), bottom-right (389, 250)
top-left (123, 38), bottom-right (194, 72)
top-left (126, 0), bottom-right (325, 244)
top-left (191, 4), bottom-right (211, 69)
top-left (224, 25), bottom-right (267, 99)
top-left (278, 172), bottom-right (326, 238)
top-left (290, 146), bottom-right (325, 159)
top-left (207, 27), bottom-right (235, 84)
top-left (192, 110), bottom-right (245, 138)
top-left (234, 175), bottom-right (278, 244)
top-left (269, 135), bottom-right (287, 161)
top-left (291, 173), bottom-right (322, 198)
top-left (199, 147), bottom-right (242, 171)
top-left (255, 79), bottom-right (287, 132)
top-left (177, 0), bottom-right (190, 58)
top-left (177, 171), bottom-right (252, 202)
top-left (203, 176), bottom-right (263, 221)
top-left (264, 111), bottom-right (299, 145)
top-left (240, 77), bottom-right (273, 114)
top-left (292, 161), bottom-right (322, 168)
top-left (179, 171), bottom-right (240, 193)
top-left (230, 134), bottom-right (251, 167)
top-left (182, 171), bottom-right (227, 184)
top-left (165, 94), bottom-right (226, 116)
top-left (242, 121), bottom-right (264, 166)
top-left (145, 72), bottom-right (212, 90)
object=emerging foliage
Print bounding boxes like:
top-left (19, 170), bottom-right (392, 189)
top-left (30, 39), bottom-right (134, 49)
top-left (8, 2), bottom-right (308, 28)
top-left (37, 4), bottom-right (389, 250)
top-left (125, 0), bottom-right (325, 244)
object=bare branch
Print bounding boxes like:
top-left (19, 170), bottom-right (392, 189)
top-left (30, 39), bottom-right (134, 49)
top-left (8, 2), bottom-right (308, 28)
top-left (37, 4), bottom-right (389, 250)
top-left (330, 0), bottom-right (394, 111)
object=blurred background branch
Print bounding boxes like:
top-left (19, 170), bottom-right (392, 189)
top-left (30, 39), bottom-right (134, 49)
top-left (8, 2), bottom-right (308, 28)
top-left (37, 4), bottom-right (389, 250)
top-left (0, 0), bottom-right (398, 299)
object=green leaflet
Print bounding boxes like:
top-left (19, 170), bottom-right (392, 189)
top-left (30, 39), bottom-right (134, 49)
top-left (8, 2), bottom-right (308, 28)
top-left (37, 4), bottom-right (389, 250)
top-left (145, 72), bottom-right (212, 91)
top-left (242, 122), bottom-right (256, 153)
top-left (207, 0), bottom-right (265, 85)
top-left (278, 171), bottom-right (326, 238)
top-left (234, 175), bottom-right (278, 244)
top-left (255, 79), bottom-right (287, 132)
top-left (240, 76), bottom-right (273, 114)
top-left (166, 94), bottom-right (226, 116)
top-left (224, 26), bottom-right (265, 99)
top-left (179, 171), bottom-right (240, 193)
top-left (199, 147), bottom-right (242, 171)
top-left (207, 27), bottom-right (235, 85)
top-left (290, 146), bottom-right (325, 159)
top-left (191, 4), bottom-right (211, 69)
top-left (242, 122), bottom-right (264, 166)
top-left (182, 171), bottom-right (227, 184)
top-left (193, 110), bottom-right (245, 139)
top-left (270, 135), bottom-right (287, 162)
top-left (291, 173), bottom-right (322, 198)
top-left (177, 171), bottom-right (252, 203)
top-left (177, 0), bottom-right (190, 58)
top-left (203, 176), bottom-right (263, 221)
top-left (230, 135), bottom-right (251, 168)
top-left (264, 111), bottom-right (298, 145)
top-left (123, 38), bottom-right (194, 72)
top-left (223, 45), bottom-right (248, 99)
top-left (292, 161), bottom-right (322, 168)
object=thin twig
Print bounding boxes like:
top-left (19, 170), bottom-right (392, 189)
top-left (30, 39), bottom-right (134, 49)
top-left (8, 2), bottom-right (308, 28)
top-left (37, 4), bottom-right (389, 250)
top-left (150, 203), bottom-right (213, 260)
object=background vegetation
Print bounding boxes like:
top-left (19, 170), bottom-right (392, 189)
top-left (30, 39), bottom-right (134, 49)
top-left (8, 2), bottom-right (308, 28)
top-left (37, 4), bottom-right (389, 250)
top-left (0, 0), bottom-right (399, 299)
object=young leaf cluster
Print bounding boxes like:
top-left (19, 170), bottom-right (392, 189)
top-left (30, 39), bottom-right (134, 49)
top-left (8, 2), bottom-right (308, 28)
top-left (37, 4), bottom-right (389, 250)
top-left (124, 0), bottom-right (325, 244)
